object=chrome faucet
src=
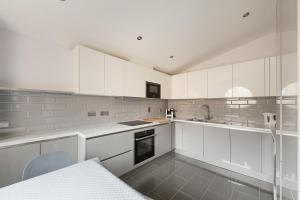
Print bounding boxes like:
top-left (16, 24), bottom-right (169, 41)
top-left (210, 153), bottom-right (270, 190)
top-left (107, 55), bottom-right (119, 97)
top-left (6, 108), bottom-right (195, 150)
top-left (201, 104), bottom-right (212, 120)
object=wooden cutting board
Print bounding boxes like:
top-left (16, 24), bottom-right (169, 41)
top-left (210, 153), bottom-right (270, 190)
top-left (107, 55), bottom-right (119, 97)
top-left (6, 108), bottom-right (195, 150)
top-left (143, 118), bottom-right (170, 124)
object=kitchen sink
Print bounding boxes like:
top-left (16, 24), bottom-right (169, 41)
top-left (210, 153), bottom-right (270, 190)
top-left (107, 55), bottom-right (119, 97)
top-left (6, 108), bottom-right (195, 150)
top-left (187, 118), bottom-right (227, 124)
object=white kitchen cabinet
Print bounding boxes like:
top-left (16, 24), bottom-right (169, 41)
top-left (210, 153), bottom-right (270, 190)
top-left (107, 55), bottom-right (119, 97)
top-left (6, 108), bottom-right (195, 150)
top-left (41, 136), bottom-right (78, 163)
top-left (73, 45), bottom-right (105, 95)
top-left (233, 59), bottom-right (265, 97)
top-left (0, 143), bottom-right (40, 187)
top-left (207, 65), bottom-right (232, 98)
top-left (281, 52), bottom-right (297, 96)
top-left (230, 130), bottom-right (262, 173)
top-left (171, 73), bottom-right (187, 99)
top-left (171, 123), bottom-right (175, 150)
top-left (125, 62), bottom-right (151, 98)
top-left (261, 134), bottom-right (274, 179)
top-left (101, 151), bottom-right (133, 177)
top-left (269, 56), bottom-right (278, 96)
top-left (203, 126), bottom-right (230, 165)
top-left (104, 55), bottom-right (126, 96)
top-left (155, 124), bottom-right (172, 157)
top-left (86, 131), bottom-right (133, 161)
top-left (187, 70), bottom-right (207, 98)
top-left (181, 123), bottom-right (203, 159)
top-left (174, 123), bottom-right (183, 149)
top-left (153, 71), bottom-right (171, 99)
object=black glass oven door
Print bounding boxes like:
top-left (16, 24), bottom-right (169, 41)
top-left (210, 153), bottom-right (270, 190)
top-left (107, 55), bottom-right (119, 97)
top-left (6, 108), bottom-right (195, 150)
top-left (135, 136), bottom-right (154, 164)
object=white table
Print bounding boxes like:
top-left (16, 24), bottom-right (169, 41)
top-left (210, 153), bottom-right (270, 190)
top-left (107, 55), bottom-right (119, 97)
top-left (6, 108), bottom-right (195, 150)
top-left (0, 159), bottom-right (146, 200)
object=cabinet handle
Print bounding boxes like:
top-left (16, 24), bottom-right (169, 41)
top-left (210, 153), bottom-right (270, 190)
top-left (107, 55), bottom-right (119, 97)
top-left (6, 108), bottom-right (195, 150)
top-left (135, 134), bottom-right (156, 141)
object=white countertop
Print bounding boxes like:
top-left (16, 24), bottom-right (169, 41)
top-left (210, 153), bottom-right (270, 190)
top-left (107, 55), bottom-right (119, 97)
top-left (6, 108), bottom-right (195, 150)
top-left (0, 118), bottom-right (273, 149)
top-left (173, 118), bottom-right (273, 134)
top-left (0, 159), bottom-right (146, 200)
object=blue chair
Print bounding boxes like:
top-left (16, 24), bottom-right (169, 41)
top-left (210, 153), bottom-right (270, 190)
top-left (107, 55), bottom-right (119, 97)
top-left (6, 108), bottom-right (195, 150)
top-left (22, 151), bottom-right (73, 180)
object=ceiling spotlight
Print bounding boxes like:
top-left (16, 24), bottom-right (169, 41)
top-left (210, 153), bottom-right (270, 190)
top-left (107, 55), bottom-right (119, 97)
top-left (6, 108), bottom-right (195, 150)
top-left (242, 12), bottom-right (250, 18)
top-left (170, 55), bottom-right (174, 59)
top-left (137, 36), bottom-right (143, 40)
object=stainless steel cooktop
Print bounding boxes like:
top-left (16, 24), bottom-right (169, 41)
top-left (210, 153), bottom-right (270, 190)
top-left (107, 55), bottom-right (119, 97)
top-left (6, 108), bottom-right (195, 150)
top-left (118, 120), bottom-right (152, 126)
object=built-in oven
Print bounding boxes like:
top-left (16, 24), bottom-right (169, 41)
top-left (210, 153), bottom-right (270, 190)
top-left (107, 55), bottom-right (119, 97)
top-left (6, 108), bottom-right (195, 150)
top-left (146, 81), bottom-right (161, 98)
top-left (134, 129), bottom-right (155, 164)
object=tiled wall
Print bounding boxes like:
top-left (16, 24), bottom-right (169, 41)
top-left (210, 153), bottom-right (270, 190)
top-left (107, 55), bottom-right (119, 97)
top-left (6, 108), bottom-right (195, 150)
top-left (0, 90), bottom-right (167, 133)
top-left (168, 97), bottom-right (277, 128)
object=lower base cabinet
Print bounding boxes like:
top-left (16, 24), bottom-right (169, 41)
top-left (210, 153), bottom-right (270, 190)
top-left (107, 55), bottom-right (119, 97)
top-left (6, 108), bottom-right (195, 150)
top-left (101, 151), bottom-right (134, 177)
top-left (181, 123), bottom-right (203, 159)
top-left (41, 137), bottom-right (78, 163)
top-left (203, 126), bottom-right (230, 165)
top-left (155, 124), bottom-right (172, 157)
top-left (0, 136), bottom-right (78, 188)
top-left (0, 143), bottom-right (40, 187)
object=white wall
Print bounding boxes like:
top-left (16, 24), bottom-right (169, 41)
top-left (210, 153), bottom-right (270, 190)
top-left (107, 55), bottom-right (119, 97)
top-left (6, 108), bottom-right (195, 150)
top-left (186, 31), bottom-right (297, 72)
top-left (0, 28), bottom-right (73, 91)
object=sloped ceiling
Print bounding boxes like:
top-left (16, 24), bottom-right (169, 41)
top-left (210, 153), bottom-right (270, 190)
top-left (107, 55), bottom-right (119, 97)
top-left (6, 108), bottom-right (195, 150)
top-left (0, 0), bottom-right (276, 74)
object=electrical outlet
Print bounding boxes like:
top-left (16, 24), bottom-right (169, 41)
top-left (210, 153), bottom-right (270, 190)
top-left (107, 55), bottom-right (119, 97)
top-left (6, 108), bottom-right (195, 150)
top-left (100, 111), bottom-right (109, 116)
top-left (88, 111), bottom-right (96, 117)
top-left (148, 107), bottom-right (151, 113)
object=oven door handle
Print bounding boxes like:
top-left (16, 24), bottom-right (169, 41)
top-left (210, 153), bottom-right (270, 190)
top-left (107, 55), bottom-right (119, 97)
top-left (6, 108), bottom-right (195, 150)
top-left (135, 134), bottom-right (156, 141)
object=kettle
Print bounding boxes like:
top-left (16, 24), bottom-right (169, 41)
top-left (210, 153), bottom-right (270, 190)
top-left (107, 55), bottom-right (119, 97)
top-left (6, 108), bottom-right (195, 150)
top-left (262, 113), bottom-right (276, 128)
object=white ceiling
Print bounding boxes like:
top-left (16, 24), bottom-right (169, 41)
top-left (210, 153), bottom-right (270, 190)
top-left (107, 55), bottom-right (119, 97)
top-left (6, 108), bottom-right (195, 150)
top-left (0, 0), bottom-right (276, 74)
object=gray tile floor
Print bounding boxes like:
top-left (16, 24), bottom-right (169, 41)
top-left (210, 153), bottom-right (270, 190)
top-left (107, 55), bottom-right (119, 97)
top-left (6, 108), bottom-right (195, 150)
top-left (121, 152), bottom-right (276, 200)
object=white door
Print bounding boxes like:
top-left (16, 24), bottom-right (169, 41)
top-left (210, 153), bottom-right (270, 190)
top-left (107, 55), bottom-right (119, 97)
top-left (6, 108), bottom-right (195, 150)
top-left (174, 123), bottom-right (183, 149)
top-left (77, 46), bottom-right (105, 95)
top-left (181, 123), bottom-right (203, 158)
top-left (125, 62), bottom-right (150, 98)
top-left (105, 55), bottom-right (126, 96)
top-left (171, 73), bottom-right (187, 99)
top-left (203, 126), bottom-right (230, 166)
top-left (0, 143), bottom-right (40, 187)
top-left (207, 65), bottom-right (232, 98)
top-left (187, 70), bottom-right (207, 98)
top-left (41, 137), bottom-right (78, 163)
top-left (230, 130), bottom-right (262, 173)
top-left (155, 124), bottom-right (172, 157)
top-left (233, 59), bottom-right (265, 97)
top-left (281, 52), bottom-right (297, 96)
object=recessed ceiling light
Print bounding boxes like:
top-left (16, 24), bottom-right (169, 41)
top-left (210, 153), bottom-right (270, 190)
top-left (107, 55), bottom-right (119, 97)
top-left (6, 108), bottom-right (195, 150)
top-left (60, 0), bottom-right (66, 1)
top-left (242, 12), bottom-right (250, 18)
top-left (137, 36), bottom-right (143, 40)
top-left (169, 55), bottom-right (174, 59)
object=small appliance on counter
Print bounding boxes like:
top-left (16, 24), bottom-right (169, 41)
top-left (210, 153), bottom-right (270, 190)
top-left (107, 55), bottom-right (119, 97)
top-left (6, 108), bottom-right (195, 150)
top-left (263, 113), bottom-right (276, 128)
top-left (166, 108), bottom-right (176, 119)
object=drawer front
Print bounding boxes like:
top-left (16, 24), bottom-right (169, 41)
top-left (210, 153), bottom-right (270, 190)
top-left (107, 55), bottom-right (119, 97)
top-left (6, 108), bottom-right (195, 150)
top-left (101, 151), bottom-right (134, 177)
top-left (87, 131), bottom-right (133, 160)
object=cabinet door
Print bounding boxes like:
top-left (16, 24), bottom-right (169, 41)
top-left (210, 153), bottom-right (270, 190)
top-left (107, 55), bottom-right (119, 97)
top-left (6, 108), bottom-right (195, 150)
top-left (41, 137), bottom-right (78, 163)
top-left (204, 126), bottom-right (230, 165)
top-left (230, 130), bottom-right (262, 173)
top-left (207, 65), bottom-right (232, 98)
top-left (125, 62), bottom-right (149, 97)
top-left (86, 131), bottom-right (133, 161)
top-left (174, 123), bottom-right (183, 149)
top-left (182, 123), bottom-right (203, 158)
top-left (105, 55), bottom-right (126, 96)
top-left (233, 59), bottom-right (265, 97)
top-left (187, 70), bottom-right (207, 98)
top-left (101, 151), bottom-right (133, 177)
top-left (0, 143), bottom-right (40, 187)
top-left (269, 56), bottom-right (278, 96)
top-left (155, 71), bottom-right (171, 99)
top-left (155, 124), bottom-right (172, 157)
top-left (281, 52), bottom-right (297, 96)
top-left (78, 46), bottom-right (105, 95)
top-left (171, 73), bottom-right (187, 99)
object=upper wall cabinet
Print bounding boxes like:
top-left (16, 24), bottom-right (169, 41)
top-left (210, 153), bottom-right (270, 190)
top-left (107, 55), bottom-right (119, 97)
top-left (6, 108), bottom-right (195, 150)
top-left (281, 52), bottom-right (297, 96)
top-left (150, 70), bottom-right (171, 99)
top-left (104, 55), bottom-right (126, 96)
top-left (73, 45), bottom-right (105, 95)
top-left (187, 70), bottom-right (207, 99)
top-left (171, 73), bottom-right (187, 99)
top-left (233, 59), bottom-right (265, 97)
top-left (207, 65), bottom-right (232, 98)
top-left (125, 61), bottom-right (150, 98)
